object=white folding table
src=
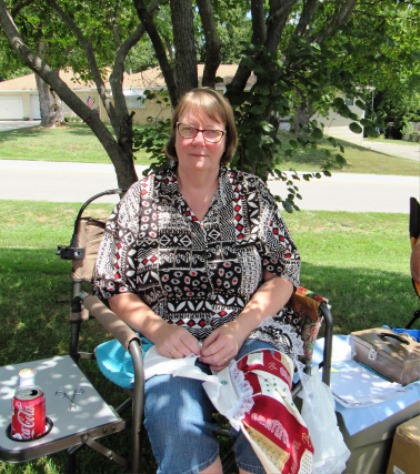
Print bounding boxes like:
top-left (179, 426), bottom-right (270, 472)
top-left (0, 355), bottom-right (125, 467)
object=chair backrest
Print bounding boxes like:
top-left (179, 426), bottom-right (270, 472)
top-left (56, 189), bottom-right (121, 283)
top-left (72, 217), bottom-right (106, 282)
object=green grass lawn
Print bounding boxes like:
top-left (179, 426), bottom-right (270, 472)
top-left (0, 123), bottom-right (150, 164)
top-left (0, 201), bottom-right (417, 473)
top-left (0, 122), bottom-right (419, 176)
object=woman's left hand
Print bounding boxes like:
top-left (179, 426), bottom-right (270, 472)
top-left (199, 322), bottom-right (246, 372)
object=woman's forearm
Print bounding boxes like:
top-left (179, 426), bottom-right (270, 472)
top-left (108, 292), bottom-right (202, 357)
top-left (108, 292), bottom-right (168, 343)
top-left (233, 273), bottom-right (294, 339)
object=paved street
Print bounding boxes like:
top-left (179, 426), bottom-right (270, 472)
top-left (0, 160), bottom-right (418, 213)
top-left (0, 121), bottom-right (419, 213)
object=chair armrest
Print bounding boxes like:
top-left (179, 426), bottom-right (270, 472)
top-left (84, 296), bottom-right (144, 472)
top-left (289, 286), bottom-right (328, 322)
top-left (83, 295), bottom-right (140, 351)
top-left (289, 286), bottom-right (333, 386)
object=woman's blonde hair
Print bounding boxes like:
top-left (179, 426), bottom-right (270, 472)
top-left (166, 88), bottom-right (238, 164)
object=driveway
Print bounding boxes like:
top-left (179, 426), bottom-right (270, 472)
top-left (0, 120), bottom-right (41, 131)
top-left (343, 137), bottom-right (420, 162)
top-left (368, 141), bottom-right (419, 161)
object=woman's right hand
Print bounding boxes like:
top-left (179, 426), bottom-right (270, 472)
top-left (108, 293), bottom-right (201, 359)
top-left (154, 324), bottom-right (202, 359)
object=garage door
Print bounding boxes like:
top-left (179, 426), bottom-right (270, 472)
top-left (0, 95), bottom-right (24, 119)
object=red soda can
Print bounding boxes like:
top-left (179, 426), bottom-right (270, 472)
top-left (11, 386), bottom-right (47, 440)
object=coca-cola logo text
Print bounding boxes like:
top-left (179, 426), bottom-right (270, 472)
top-left (16, 402), bottom-right (35, 439)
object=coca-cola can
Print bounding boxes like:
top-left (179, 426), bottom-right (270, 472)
top-left (11, 386), bottom-right (47, 440)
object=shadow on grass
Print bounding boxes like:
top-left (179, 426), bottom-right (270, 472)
top-left (1, 249), bottom-right (417, 365)
top-left (0, 123), bottom-right (98, 145)
top-left (1, 248), bottom-right (418, 473)
top-left (0, 247), bottom-right (158, 474)
top-left (0, 126), bottom-right (47, 144)
top-left (277, 135), bottom-right (409, 172)
top-left (66, 122), bottom-right (107, 136)
top-left (301, 262), bottom-right (418, 334)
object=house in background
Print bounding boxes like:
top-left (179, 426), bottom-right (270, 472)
top-left (0, 65), bottom-right (364, 142)
top-left (0, 65), bottom-right (241, 123)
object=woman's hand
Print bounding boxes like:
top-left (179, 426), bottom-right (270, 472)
top-left (199, 322), bottom-right (246, 372)
top-left (108, 293), bottom-right (201, 359)
top-left (154, 324), bottom-right (202, 359)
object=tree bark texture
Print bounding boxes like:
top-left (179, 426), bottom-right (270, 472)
top-left (197, 0), bottom-right (221, 88)
top-left (35, 74), bottom-right (64, 127)
top-left (170, 0), bottom-right (197, 98)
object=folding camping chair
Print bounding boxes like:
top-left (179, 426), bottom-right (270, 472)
top-left (55, 189), bottom-right (334, 473)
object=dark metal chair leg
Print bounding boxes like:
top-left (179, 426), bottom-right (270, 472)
top-left (67, 449), bottom-right (78, 474)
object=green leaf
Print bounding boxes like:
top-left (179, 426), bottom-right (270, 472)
top-left (250, 104), bottom-right (265, 115)
top-left (349, 122), bottom-right (363, 134)
top-left (355, 99), bottom-right (365, 109)
top-left (311, 128), bottom-right (323, 140)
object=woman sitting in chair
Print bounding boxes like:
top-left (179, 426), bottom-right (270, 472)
top-left (94, 88), bottom-right (311, 474)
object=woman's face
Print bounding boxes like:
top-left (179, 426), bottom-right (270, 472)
top-left (175, 107), bottom-right (226, 174)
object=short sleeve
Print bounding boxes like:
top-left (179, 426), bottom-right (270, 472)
top-left (94, 180), bottom-right (143, 299)
top-left (257, 180), bottom-right (300, 288)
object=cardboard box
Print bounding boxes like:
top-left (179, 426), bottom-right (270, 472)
top-left (386, 415), bottom-right (420, 474)
top-left (337, 401), bottom-right (420, 474)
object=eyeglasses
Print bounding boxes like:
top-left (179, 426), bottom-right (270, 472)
top-left (176, 122), bottom-right (226, 143)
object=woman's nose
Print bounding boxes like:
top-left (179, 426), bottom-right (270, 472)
top-left (192, 130), bottom-right (206, 143)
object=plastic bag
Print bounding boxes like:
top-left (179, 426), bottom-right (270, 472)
top-left (300, 366), bottom-right (350, 474)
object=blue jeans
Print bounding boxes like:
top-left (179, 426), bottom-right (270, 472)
top-left (144, 339), bottom-right (273, 474)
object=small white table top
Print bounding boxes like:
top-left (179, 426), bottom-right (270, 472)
top-left (0, 355), bottom-right (124, 463)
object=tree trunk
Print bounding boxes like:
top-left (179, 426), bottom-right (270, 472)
top-left (293, 103), bottom-right (315, 137)
top-left (170, 0), bottom-right (197, 98)
top-left (35, 74), bottom-right (64, 127)
top-left (197, 0), bottom-right (221, 88)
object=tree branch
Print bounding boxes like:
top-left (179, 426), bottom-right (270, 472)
top-left (48, 0), bottom-right (110, 107)
top-left (266, 0), bottom-right (298, 52)
top-left (0, 0), bottom-right (103, 126)
top-left (197, 0), bottom-right (221, 88)
top-left (311, 0), bottom-right (357, 43)
top-left (294, 0), bottom-right (320, 37)
top-left (133, 0), bottom-right (178, 106)
top-left (251, 0), bottom-right (266, 45)
top-left (10, 0), bottom-right (35, 17)
top-left (110, 0), bottom-right (160, 131)
top-left (227, 0), bottom-right (268, 96)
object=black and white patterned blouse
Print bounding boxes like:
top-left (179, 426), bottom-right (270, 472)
top-left (94, 165), bottom-right (302, 356)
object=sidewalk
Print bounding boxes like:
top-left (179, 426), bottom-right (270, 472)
top-left (0, 120), bottom-right (41, 132)
top-left (330, 134), bottom-right (420, 162)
